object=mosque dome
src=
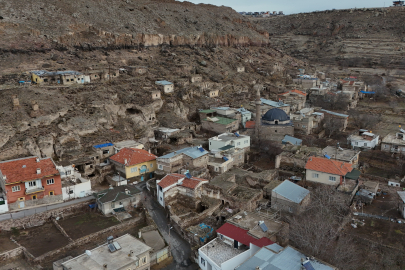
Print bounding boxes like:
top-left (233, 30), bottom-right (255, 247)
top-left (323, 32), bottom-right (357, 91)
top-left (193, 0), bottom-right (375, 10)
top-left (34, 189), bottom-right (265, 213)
top-left (262, 108), bottom-right (290, 122)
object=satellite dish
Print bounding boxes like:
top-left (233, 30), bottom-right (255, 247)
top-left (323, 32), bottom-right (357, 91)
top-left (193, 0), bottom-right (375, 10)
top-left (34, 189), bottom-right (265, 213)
top-left (85, 250), bottom-right (92, 256)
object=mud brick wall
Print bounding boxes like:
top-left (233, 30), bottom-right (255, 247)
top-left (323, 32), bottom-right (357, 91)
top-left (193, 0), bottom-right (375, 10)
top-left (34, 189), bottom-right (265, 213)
top-left (178, 200), bottom-right (221, 229)
top-left (31, 216), bottom-right (145, 265)
top-left (0, 200), bottom-right (93, 231)
top-left (0, 247), bottom-right (24, 263)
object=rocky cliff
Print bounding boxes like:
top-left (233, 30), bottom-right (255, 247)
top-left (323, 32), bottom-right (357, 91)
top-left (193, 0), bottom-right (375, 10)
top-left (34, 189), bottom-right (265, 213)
top-left (0, 0), bottom-right (268, 51)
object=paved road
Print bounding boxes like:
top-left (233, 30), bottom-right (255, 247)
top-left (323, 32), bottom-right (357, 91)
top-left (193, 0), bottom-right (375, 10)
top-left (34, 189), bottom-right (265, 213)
top-left (0, 196), bottom-right (93, 222)
top-left (141, 183), bottom-right (198, 270)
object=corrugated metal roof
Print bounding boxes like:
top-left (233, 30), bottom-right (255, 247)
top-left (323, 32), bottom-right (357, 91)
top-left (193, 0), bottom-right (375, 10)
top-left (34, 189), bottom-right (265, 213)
top-left (319, 109), bottom-right (348, 118)
top-left (282, 135), bottom-right (302, 145)
top-left (31, 70), bottom-right (82, 76)
top-left (155, 80), bottom-right (173, 85)
top-left (260, 98), bottom-right (289, 108)
top-left (272, 180), bottom-right (309, 203)
top-left (93, 143), bottom-right (114, 149)
top-left (398, 191), bottom-right (405, 203)
top-left (158, 146), bottom-right (209, 160)
top-left (199, 109), bottom-right (216, 113)
top-left (203, 116), bottom-right (236, 125)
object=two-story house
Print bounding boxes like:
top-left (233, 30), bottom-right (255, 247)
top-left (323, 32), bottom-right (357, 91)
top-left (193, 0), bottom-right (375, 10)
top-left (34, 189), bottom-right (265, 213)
top-left (0, 156), bottom-right (62, 210)
top-left (156, 173), bottom-right (208, 207)
top-left (59, 234), bottom-right (152, 270)
top-left (348, 130), bottom-right (379, 150)
top-left (109, 148), bottom-right (157, 182)
top-left (209, 133), bottom-right (250, 153)
top-left (305, 156), bottom-right (353, 186)
top-left (156, 146), bottom-right (209, 174)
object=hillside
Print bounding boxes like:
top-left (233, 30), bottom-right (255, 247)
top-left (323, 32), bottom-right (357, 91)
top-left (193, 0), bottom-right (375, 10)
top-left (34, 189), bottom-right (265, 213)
top-left (253, 7), bottom-right (405, 69)
top-left (0, 0), bottom-right (268, 51)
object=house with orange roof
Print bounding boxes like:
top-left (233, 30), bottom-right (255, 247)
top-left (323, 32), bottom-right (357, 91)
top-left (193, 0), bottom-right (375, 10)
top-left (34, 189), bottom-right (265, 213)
top-left (156, 173), bottom-right (208, 207)
top-left (0, 156), bottom-right (62, 211)
top-left (278, 89), bottom-right (307, 111)
top-left (305, 156), bottom-right (354, 186)
top-left (109, 148), bottom-right (157, 182)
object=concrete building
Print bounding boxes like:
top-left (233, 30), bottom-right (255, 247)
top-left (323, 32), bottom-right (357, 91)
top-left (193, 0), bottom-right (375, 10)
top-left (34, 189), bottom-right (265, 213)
top-left (58, 167), bottom-right (92, 200)
top-left (156, 146), bottom-right (209, 174)
top-left (209, 133), bottom-right (250, 152)
top-left (95, 185), bottom-right (142, 215)
top-left (207, 148), bottom-right (245, 175)
top-left (113, 140), bottom-right (144, 154)
top-left (156, 173), bottom-right (208, 207)
top-left (277, 89), bottom-right (307, 111)
top-left (235, 245), bottom-right (337, 270)
top-left (348, 130), bottom-right (379, 150)
top-left (0, 156), bottom-right (62, 211)
top-left (322, 146), bottom-right (360, 165)
top-left (93, 143), bottom-right (115, 159)
top-left (305, 156), bottom-right (353, 186)
top-left (60, 234), bottom-right (152, 270)
top-left (190, 74), bottom-right (203, 83)
top-left (210, 107), bottom-right (251, 128)
top-left (155, 80), bottom-right (174, 93)
top-left (271, 180), bottom-right (310, 214)
top-left (398, 191), bottom-right (405, 219)
top-left (290, 108), bottom-right (322, 135)
top-left (109, 148), bottom-right (157, 181)
top-left (208, 89), bottom-right (220, 98)
top-left (381, 129), bottom-right (405, 153)
top-left (30, 70), bottom-right (85, 85)
top-left (201, 115), bottom-right (239, 134)
top-left (237, 66), bottom-right (245, 72)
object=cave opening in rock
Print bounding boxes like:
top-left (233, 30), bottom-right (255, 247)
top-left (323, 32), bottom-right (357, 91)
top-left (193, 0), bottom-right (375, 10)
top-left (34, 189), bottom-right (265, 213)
top-left (126, 108), bottom-right (142, 114)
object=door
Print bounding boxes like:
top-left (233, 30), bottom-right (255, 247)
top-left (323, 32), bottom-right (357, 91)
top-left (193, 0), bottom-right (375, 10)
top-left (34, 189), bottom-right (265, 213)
top-left (233, 240), bottom-right (238, 249)
top-left (19, 201), bottom-right (25, 208)
top-left (79, 191), bottom-right (86, 198)
top-left (141, 176), bottom-right (144, 182)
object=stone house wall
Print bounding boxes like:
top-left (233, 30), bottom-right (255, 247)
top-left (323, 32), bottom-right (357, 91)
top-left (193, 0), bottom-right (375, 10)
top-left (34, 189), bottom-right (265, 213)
top-left (271, 192), bottom-right (310, 214)
top-left (183, 154), bottom-right (209, 170)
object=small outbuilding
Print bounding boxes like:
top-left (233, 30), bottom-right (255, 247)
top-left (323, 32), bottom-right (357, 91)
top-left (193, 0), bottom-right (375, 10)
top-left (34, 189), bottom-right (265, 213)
top-left (271, 180), bottom-right (310, 214)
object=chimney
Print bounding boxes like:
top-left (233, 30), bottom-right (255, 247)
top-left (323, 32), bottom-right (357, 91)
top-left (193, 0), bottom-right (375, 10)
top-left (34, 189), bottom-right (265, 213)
top-left (128, 250), bottom-right (134, 257)
top-left (124, 159), bottom-right (127, 165)
top-left (36, 157), bottom-right (40, 162)
top-left (36, 168), bottom-right (41, 174)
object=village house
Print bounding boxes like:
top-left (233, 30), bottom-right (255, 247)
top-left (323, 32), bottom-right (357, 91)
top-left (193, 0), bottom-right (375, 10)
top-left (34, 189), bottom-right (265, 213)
top-left (271, 180), bottom-right (310, 214)
top-left (237, 66), bottom-right (245, 72)
top-left (277, 89), bottom-right (307, 111)
top-left (305, 156), bottom-right (354, 186)
top-left (209, 132), bottom-right (251, 152)
top-left (293, 74), bottom-right (320, 90)
top-left (290, 108), bottom-right (323, 135)
top-left (92, 142), bottom-right (115, 159)
top-left (281, 135), bottom-right (302, 146)
top-left (397, 191), bottom-right (405, 219)
top-left (348, 130), bottom-right (379, 150)
top-left (322, 146), bottom-right (360, 165)
top-left (30, 70), bottom-right (87, 85)
top-left (56, 164), bottom-right (92, 200)
top-left (207, 89), bottom-right (220, 98)
top-left (109, 148), bottom-right (157, 182)
top-left (207, 148), bottom-right (245, 175)
top-left (259, 98), bottom-right (291, 115)
top-left (59, 234), bottom-right (152, 270)
top-left (190, 74), bottom-right (203, 83)
top-left (154, 127), bottom-right (181, 141)
top-left (156, 173), bottom-right (208, 207)
top-left (113, 140), bottom-right (144, 154)
top-left (381, 129), bottom-right (405, 153)
top-left (126, 66), bottom-right (148, 75)
top-left (309, 85), bottom-right (330, 96)
top-left (156, 146), bottom-right (209, 174)
top-left (94, 185), bottom-right (142, 215)
top-left (201, 114), bottom-right (239, 134)
top-left (235, 245), bottom-right (337, 270)
top-left (155, 80), bottom-right (174, 93)
top-left (198, 222), bottom-right (275, 270)
top-left (0, 156), bottom-right (62, 211)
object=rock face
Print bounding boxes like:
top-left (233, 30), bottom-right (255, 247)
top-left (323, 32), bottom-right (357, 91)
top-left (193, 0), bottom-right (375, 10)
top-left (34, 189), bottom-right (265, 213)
top-left (0, 126), bottom-right (15, 148)
top-left (23, 138), bottom-right (41, 158)
top-left (37, 134), bottom-right (55, 158)
top-left (0, 0), bottom-right (268, 50)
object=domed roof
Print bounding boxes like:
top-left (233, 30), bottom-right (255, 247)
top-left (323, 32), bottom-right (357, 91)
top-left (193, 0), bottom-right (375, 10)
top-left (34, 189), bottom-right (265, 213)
top-left (262, 108), bottom-right (289, 122)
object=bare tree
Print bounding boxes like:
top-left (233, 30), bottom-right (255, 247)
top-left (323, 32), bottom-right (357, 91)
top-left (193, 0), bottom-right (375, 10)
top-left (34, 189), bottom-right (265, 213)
top-left (348, 110), bottom-right (382, 130)
top-left (323, 117), bottom-right (343, 138)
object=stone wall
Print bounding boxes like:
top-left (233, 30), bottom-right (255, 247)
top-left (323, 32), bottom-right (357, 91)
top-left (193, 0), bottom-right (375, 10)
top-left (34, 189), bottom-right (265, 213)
top-left (0, 247), bottom-right (24, 263)
top-left (8, 195), bottom-right (63, 211)
top-left (0, 200), bottom-right (93, 231)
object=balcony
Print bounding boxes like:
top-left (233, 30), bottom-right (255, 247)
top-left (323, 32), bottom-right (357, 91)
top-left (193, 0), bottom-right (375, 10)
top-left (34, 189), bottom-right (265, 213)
top-left (25, 186), bottom-right (45, 195)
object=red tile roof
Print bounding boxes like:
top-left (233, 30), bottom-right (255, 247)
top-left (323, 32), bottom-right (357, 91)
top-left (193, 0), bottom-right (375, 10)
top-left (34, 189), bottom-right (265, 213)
top-left (216, 223), bottom-right (257, 246)
top-left (0, 157), bottom-right (59, 184)
top-left (245, 121), bottom-right (255, 129)
top-left (110, 148), bottom-right (157, 166)
top-left (279, 89), bottom-right (307, 97)
top-left (251, 237), bottom-right (274, 248)
top-left (158, 173), bottom-right (208, 189)
top-left (305, 156), bottom-right (353, 176)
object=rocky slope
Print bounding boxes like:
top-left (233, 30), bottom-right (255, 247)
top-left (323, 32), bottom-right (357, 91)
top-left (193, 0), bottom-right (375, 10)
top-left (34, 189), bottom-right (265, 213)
top-left (0, 0), bottom-right (268, 51)
top-left (253, 7), bottom-right (405, 68)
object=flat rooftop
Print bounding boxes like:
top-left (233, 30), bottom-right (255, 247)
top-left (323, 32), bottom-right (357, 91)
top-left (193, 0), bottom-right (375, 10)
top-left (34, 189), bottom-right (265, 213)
top-left (62, 234), bottom-right (151, 270)
top-left (200, 238), bottom-right (247, 266)
top-left (322, 146), bottom-right (359, 162)
top-left (382, 134), bottom-right (405, 145)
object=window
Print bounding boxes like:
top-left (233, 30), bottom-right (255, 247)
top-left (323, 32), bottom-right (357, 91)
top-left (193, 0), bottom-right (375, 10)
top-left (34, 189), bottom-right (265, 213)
top-left (28, 181), bottom-right (37, 187)
top-left (66, 170), bottom-right (71, 175)
top-left (158, 164), bottom-right (163, 170)
top-left (12, 186), bottom-right (21, 192)
top-left (201, 257), bottom-right (206, 266)
top-left (69, 190), bottom-right (74, 194)
top-left (385, 145), bottom-right (388, 149)
top-left (237, 142), bottom-right (241, 146)
top-left (160, 197), bottom-right (163, 201)
top-left (244, 140), bottom-right (248, 144)
top-left (209, 142), bottom-right (211, 145)
top-left (159, 186), bottom-right (163, 191)
top-left (239, 155), bottom-right (242, 160)
top-left (364, 143), bottom-right (367, 146)
top-left (111, 202), bottom-right (115, 208)
top-left (32, 195), bottom-right (37, 200)
top-left (219, 234), bottom-right (223, 240)
top-left (288, 207), bottom-right (293, 213)
top-left (141, 257), bottom-right (147, 264)
top-left (150, 164), bottom-right (153, 168)
top-left (47, 178), bottom-right (54, 185)
top-left (329, 176), bottom-right (336, 182)
top-left (103, 150), bottom-right (109, 154)
top-left (49, 191), bottom-right (54, 196)
top-left (355, 142), bottom-right (358, 145)
top-left (131, 167), bottom-right (138, 173)
top-left (312, 173), bottom-right (319, 179)
top-left (215, 167), bottom-right (219, 172)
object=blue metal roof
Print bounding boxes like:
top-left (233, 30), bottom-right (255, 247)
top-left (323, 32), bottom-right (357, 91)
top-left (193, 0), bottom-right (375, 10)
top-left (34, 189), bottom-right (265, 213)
top-left (235, 246), bottom-right (334, 270)
top-left (273, 180), bottom-right (310, 204)
top-left (31, 70), bottom-right (83, 76)
top-left (360, 91), bottom-right (375, 94)
top-left (155, 80), bottom-right (173, 85)
top-left (319, 109), bottom-right (348, 118)
top-left (282, 135), bottom-right (302, 146)
top-left (261, 98), bottom-right (289, 108)
top-left (212, 107), bottom-right (230, 110)
top-left (158, 146), bottom-right (208, 160)
top-left (236, 108), bottom-right (252, 115)
top-left (93, 143), bottom-right (114, 148)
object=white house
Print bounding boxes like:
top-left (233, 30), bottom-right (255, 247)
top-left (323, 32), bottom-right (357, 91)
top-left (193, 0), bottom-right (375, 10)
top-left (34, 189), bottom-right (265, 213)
top-left (398, 191), bottom-right (405, 219)
top-left (0, 192), bottom-right (8, 214)
top-left (156, 173), bottom-right (208, 208)
top-left (57, 165), bottom-right (92, 200)
top-left (381, 129), bottom-right (405, 153)
top-left (209, 133), bottom-right (250, 152)
top-left (155, 80), bottom-right (174, 93)
top-left (348, 130), bottom-right (379, 150)
top-left (198, 222), bottom-right (274, 270)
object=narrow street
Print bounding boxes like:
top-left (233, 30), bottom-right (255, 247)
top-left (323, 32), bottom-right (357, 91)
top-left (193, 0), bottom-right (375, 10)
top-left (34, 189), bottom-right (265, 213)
top-left (139, 182), bottom-right (198, 270)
